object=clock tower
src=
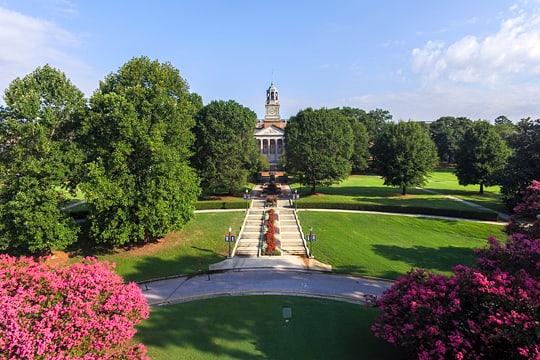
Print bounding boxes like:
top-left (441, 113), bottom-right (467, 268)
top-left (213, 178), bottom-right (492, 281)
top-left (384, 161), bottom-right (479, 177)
top-left (264, 82), bottom-right (280, 123)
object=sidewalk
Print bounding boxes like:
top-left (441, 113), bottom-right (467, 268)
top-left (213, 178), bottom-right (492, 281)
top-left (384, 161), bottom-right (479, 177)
top-left (139, 269), bottom-right (392, 307)
top-left (209, 255), bottom-right (331, 272)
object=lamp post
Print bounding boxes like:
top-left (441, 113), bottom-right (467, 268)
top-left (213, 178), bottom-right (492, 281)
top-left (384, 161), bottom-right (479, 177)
top-left (306, 226), bottom-right (316, 258)
top-left (244, 189), bottom-right (250, 212)
top-left (225, 226), bottom-right (235, 258)
top-left (292, 189), bottom-right (299, 211)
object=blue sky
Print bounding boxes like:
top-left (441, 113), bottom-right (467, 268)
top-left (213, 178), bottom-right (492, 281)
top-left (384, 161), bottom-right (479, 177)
top-left (1, 1), bottom-right (540, 122)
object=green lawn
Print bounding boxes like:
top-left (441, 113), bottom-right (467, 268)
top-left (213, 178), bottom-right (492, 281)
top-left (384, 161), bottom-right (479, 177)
top-left (71, 212), bottom-right (246, 283)
top-left (75, 211), bottom-right (506, 283)
top-left (290, 171), bottom-right (506, 215)
top-left (135, 296), bottom-right (405, 360)
top-left (298, 211), bottom-right (505, 278)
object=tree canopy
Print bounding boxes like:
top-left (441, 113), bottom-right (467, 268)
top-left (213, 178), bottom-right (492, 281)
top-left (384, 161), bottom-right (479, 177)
top-left (429, 116), bottom-right (472, 163)
top-left (500, 118), bottom-right (540, 209)
top-left (79, 56), bottom-right (200, 245)
top-left (285, 108), bottom-right (353, 193)
top-left (0, 65), bottom-right (85, 254)
top-left (454, 120), bottom-right (510, 194)
top-left (372, 121), bottom-right (438, 195)
top-left (191, 100), bottom-right (258, 194)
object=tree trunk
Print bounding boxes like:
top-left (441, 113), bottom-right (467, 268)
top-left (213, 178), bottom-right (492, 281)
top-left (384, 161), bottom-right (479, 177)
top-left (402, 184), bottom-right (407, 195)
top-left (479, 183), bottom-right (484, 194)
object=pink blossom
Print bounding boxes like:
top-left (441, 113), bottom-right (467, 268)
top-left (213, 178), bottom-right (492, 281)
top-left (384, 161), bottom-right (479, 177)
top-left (0, 255), bottom-right (149, 359)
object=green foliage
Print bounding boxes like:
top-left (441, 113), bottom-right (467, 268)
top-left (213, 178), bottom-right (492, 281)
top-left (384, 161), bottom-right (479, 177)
top-left (429, 116), bottom-right (473, 163)
top-left (343, 111), bottom-right (370, 173)
top-left (372, 121), bottom-right (438, 195)
top-left (493, 115), bottom-right (516, 144)
top-left (455, 120), bottom-right (511, 194)
top-left (285, 108), bottom-right (353, 193)
top-left (500, 117), bottom-right (540, 209)
top-left (191, 100), bottom-right (258, 194)
top-left (0, 65), bottom-right (85, 254)
top-left (79, 56), bottom-right (200, 245)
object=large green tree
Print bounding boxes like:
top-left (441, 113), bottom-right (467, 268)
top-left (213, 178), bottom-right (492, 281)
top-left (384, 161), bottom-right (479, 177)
top-left (285, 108), bottom-right (353, 193)
top-left (455, 120), bottom-right (510, 194)
top-left (493, 115), bottom-right (516, 145)
top-left (191, 100), bottom-right (258, 194)
top-left (0, 65), bottom-right (85, 254)
top-left (372, 121), bottom-right (438, 195)
top-left (500, 118), bottom-right (540, 208)
top-left (338, 108), bottom-right (370, 173)
top-left (79, 57), bottom-right (200, 245)
top-left (429, 116), bottom-right (472, 163)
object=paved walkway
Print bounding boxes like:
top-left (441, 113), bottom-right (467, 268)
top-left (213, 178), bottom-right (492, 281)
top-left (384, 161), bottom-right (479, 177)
top-left (416, 187), bottom-right (511, 221)
top-left (139, 269), bottom-right (392, 307)
top-left (138, 183), bottom-right (508, 308)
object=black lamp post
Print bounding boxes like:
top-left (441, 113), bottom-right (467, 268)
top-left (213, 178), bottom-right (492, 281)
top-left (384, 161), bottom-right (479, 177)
top-left (244, 189), bottom-right (250, 212)
top-left (225, 226), bottom-right (235, 258)
top-left (292, 189), bottom-right (299, 211)
top-left (306, 226), bottom-right (316, 258)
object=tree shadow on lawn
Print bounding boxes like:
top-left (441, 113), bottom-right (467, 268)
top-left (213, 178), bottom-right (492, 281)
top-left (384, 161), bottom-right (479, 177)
top-left (136, 296), bottom-right (405, 360)
top-left (372, 244), bottom-right (477, 273)
top-left (122, 252), bottom-right (224, 283)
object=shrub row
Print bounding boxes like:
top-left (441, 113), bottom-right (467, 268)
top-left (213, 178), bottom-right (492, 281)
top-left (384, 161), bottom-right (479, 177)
top-left (195, 200), bottom-right (247, 210)
top-left (296, 201), bottom-right (500, 221)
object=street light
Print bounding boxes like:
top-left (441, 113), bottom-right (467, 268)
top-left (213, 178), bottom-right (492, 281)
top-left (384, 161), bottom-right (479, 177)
top-left (292, 189), bottom-right (299, 211)
top-left (244, 189), bottom-right (250, 212)
top-left (306, 226), bottom-right (316, 258)
top-left (225, 226), bottom-right (235, 258)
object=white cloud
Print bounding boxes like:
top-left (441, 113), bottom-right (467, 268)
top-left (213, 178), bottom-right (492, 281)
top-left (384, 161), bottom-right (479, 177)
top-left (0, 6), bottom-right (94, 100)
top-left (402, 4), bottom-right (540, 121)
top-left (412, 8), bottom-right (540, 85)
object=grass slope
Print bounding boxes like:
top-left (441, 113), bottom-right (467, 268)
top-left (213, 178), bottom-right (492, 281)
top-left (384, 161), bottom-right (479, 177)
top-left (298, 211), bottom-right (505, 279)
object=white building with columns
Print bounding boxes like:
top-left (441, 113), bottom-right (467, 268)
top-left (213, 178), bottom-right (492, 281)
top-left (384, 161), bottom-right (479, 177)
top-left (254, 83), bottom-right (287, 170)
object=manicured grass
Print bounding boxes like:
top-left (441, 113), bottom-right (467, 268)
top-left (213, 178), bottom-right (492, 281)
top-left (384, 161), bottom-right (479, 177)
top-left (69, 212), bottom-right (246, 283)
top-left (298, 211), bottom-right (505, 279)
top-left (290, 170), bottom-right (506, 215)
top-left (78, 211), bottom-right (507, 282)
top-left (422, 168), bottom-right (506, 213)
top-left (135, 296), bottom-right (405, 360)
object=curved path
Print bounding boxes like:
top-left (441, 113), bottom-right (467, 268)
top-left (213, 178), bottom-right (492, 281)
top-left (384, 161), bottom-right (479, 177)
top-left (139, 184), bottom-right (507, 308)
top-left (139, 269), bottom-right (392, 307)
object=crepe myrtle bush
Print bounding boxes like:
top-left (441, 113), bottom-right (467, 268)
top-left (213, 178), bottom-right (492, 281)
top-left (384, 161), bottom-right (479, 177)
top-left (0, 255), bottom-right (149, 359)
top-left (372, 230), bottom-right (540, 359)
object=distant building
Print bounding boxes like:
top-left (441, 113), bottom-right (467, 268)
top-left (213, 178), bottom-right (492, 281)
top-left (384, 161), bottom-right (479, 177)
top-left (254, 83), bottom-right (287, 170)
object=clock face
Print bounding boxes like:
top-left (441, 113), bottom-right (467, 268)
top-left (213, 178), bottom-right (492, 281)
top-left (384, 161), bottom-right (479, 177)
top-left (268, 107), bottom-right (276, 115)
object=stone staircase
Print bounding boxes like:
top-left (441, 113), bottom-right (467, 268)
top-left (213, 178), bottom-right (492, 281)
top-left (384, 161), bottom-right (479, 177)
top-left (233, 187), bottom-right (308, 258)
top-left (234, 206), bottom-right (264, 257)
top-left (278, 208), bottom-right (308, 256)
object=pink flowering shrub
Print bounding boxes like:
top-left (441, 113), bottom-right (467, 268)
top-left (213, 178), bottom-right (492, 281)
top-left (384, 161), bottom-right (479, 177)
top-left (476, 234), bottom-right (540, 279)
top-left (372, 265), bottom-right (540, 359)
top-left (506, 179), bottom-right (540, 238)
top-left (373, 178), bottom-right (540, 359)
top-left (0, 255), bottom-right (150, 359)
